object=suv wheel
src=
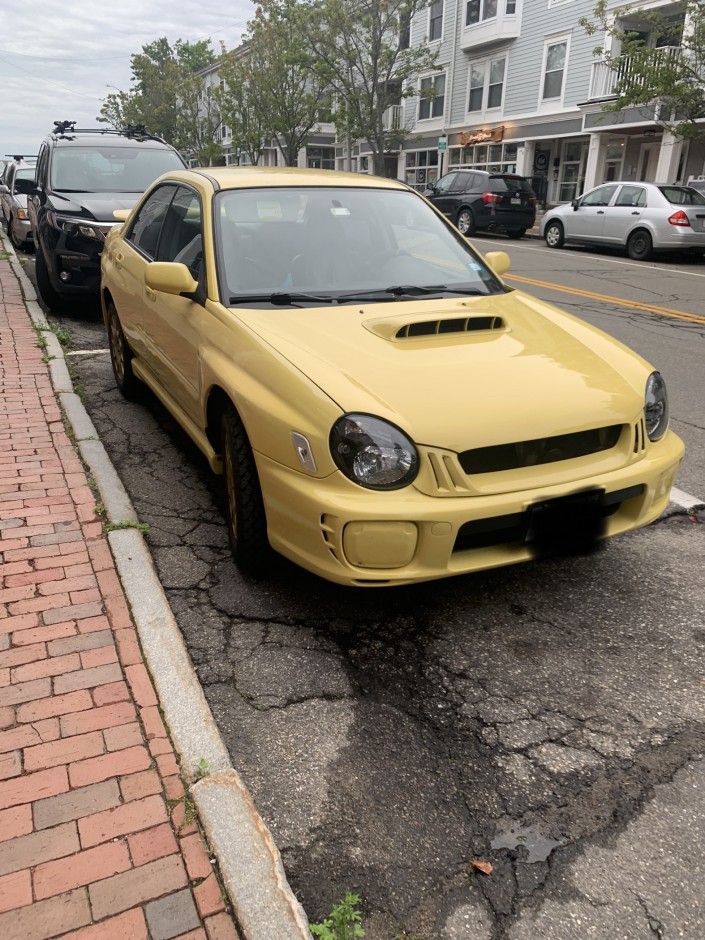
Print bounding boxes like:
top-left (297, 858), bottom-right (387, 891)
top-left (456, 208), bottom-right (475, 236)
top-left (34, 246), bottom-right (67, 311)
top-left (107, 302), bottom-right (143, 400)
top-left (507, 228), bottom-right (526, 239)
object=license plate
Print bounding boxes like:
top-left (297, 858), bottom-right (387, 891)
top-left (523, 488), bottom-right (605, 557)
top-left (511, 197), bottom-right (521, 205)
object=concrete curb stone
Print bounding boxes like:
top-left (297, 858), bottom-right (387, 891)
top-left (1, 231), bottom-right (312, 940)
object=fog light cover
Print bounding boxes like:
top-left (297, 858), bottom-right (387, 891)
top-left (330, 413), bottom-right (418, 489)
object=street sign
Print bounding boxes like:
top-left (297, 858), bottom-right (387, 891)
top-left (437, 139), bottom-right (447, 153)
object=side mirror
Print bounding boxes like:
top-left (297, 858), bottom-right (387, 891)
top-left (0, 183), bottom-right (9, 195)
top-left (484, 250), bottom-right (510, 278)
top-left (113, 208), bottom-right (130, 221)
top-left (145, 262), bottom-right (198, 297)
top-left (571, 198), bottom-right (580, 211)
top-left (13, 178), bottom-right (35, 196)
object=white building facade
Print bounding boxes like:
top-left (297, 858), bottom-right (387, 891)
top-left (341, 0), bottom-right (705, 205)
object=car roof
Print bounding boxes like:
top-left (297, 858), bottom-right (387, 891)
top-left (160, 167), bottom-right (410, 192)
top-left (49, 133), bottom-right (174, 150)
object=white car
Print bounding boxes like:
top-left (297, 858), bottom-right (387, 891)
top-left (540, 181), bottom-right (705, 261)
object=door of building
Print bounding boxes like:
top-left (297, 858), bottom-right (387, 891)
top-left (637, 142), bottom-right (659, 182)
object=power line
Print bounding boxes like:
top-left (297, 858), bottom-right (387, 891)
top-left (0, 54), bottom-right (103, 101)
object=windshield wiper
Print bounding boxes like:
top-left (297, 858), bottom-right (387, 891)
top-left (229, 292), bottom-right (335, 306)
top-left (336, 284), bottom-right (488, 301)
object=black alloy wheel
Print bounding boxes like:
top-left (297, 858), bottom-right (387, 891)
top-left (34, 245), bottom-right (67, 312)
top-left (107, 302), bottom-right (142, 400)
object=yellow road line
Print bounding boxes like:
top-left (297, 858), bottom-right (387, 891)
top-left (506, 273), bottom-right (705, 325)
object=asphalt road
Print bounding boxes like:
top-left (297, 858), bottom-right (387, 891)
top-left (16, 243), bottom-right (705, 940)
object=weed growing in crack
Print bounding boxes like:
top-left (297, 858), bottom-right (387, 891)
top-left (105, 520), bottom-right (149, 535)
top-left (310, 892), bottom-right (365, 939)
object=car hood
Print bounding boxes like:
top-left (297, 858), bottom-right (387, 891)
top-left (237, 290), bottom-right (649, 450)
top-left (50, 191), bottom-right (140, 221)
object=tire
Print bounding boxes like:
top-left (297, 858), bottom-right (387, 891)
top-left (106, 302), bottom-right (143, 400)
top-left (8, 217), bottom-right (29, 252)
top-left (507, 228), bottom-right (526, 239)
top-left (626, 229), bottom-right (653, 261)
top-left (34, 244), bottom-right (67, 312)
top-left (221, 405), bottom-right (270, 574)
top-left (544, 220), bottom-right (565, 249)
top-left (456, 208), bottom-right (475, 236)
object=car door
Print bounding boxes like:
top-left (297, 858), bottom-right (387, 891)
top-left (601, 184), bottom-right (648, 244)
top-left (145, 184), bottom-right (205, 424)
top-left (0, 164), bottom-right (13, 221)
top-left (107, 183), bottom-right (178, 371)
top-left (568, 184), bottom-right (619, 242)
top-left (428, 172), bottom-right (459, 218)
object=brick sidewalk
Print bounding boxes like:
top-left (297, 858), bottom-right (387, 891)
top-left (0, 259), bottom-right (241, 939)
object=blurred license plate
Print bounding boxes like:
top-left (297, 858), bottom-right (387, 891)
top-left (511, 197), bottom-right (521, 205)
top-left (523, 488), bottom-right (605, 555)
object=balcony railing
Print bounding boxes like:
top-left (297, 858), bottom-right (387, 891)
top-left (588, 46), bottom-right (683, 100)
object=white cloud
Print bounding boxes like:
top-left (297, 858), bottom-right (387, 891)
top-left (0, 0), bottom-right (252, 155)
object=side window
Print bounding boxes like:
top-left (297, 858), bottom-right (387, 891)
top-left (450, 172), bottom-right (471, 193)
top-left (35, 145), bottom-right (49, 187)
top-left (581, 185), bottom-right (618, 207)
top-left (157, 186), bottom-right (203, 280)
top-left (435, 173), bottom-right (457, 194)
top-left (126, 185), bottom-right (177, 259)
top-left (615, 185), bottom-right (646, 208)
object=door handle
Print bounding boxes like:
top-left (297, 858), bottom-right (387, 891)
top-left (145, 286), bottom-right (157, 302)
top-left (597, 210), bottom-right (605, 214)
top-left (114, 251), bottom-right (124, 267)
top-left (631, 211), bottom-right (640, 215)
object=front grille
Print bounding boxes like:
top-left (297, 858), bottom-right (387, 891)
top-left (459, 425), bottom-right (623, 475)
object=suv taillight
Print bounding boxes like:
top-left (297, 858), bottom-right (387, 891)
top-left (482, 192), bottom-right (502, 204)
top-left (668, 210), bottom-right (691, 227)
top-left (528, 196), bottom-right (537, 207)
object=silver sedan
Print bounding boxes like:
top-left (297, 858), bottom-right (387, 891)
top-left (0, 162), bottom-right (35, 251)
top-left (540, 181), bottom-right (705, 261)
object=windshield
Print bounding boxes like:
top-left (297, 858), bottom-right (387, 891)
top-left (660, 185), bottom-right (705, 206)
top-left (215, 186), bottom-right (505, 306)
top-left (489, 176), bottom-right (534, 193)
top-left (50, 145), bottom-right (183, 193)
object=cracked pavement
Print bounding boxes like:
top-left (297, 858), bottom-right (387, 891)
top-left (27, 246), bottom-right (705, 939)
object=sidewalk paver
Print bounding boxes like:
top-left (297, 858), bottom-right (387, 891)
top-left (0, 257), bottom-right (240, 938)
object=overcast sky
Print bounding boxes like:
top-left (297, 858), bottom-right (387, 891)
top-left (0, 0), bottom-right (252, 157)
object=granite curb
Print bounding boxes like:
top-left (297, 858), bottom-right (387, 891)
top-left (1, 232), bottom-right (312, 940)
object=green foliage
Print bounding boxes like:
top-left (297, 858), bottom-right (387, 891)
top-left (581, 0), bottom-right (705, 142)
top-left (310, 892), bottom-right (365, 940)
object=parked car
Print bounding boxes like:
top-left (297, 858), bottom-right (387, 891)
top-left (540, 181), bottom-right (705, 260)
top-left (28, 121), bottom-right (185, 310)
top-left (424, 170), bottom-right (537, 238)
top-left (687, 176), bottom-right (705, 197)
top-left (0, 156), bottom-right (37, 251)
top-left (101, 167), bottom-right (683, 587)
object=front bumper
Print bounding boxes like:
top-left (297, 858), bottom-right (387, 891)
top-left (257, 430), bottom-right (684, 586)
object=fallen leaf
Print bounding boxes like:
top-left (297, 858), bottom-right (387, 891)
top-left (471, 859), bottom-right (493, 875)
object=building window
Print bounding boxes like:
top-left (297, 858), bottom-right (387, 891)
top-left (466, 0), bottom-right (498, 27)
top-left (543, 41), bottom-right (567, 99)
top-left (505, 0), bottom-right (516, 12)
top-left (400, 11), bottom-right (411, 49)
top-left (418, 74), bottom-right (445, 120)
top-left (468, 58), bottom-right (505, 112)
top-left (448, 141), bottom-right (517, 174)
top-left (430, 1), bottom-right (443, 40)
top-left (404, 149), bottom-right (439, 190)
top-left (307, 146), bottom-right (335, 170)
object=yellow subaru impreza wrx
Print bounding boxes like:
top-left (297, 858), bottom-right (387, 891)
top-left (100, 168), bottom-right (683, 586)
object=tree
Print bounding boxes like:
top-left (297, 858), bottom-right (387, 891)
top-left (305, 0), bottom-right (439, 175)
top-left (216, 44), bottom-right (271, 166)
top-left (98, 37), bottom-right (217, 153)
top-left (581, 0), bottom-right (705, 143)
top-left (243, 0), bottom-right (330, 166)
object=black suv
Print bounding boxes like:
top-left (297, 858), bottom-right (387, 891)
top-left (29, 121), bottom-right (185, 310)
top-left (424, 170), bottom-right (537, 239)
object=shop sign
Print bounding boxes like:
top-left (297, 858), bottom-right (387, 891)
top-left (459, 126), bottom-right (504, 146)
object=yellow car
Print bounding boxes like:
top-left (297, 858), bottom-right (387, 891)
top-left (100, 168), bottom-right (683, 586)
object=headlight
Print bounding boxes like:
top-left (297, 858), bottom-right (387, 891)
top-left (17, 209), bottom-right (29, 221)
top-left (47, 212), bottom-right (110, 242)
top-left (330, 413), bottom-right (419, 490)
top-left (645, 371), bottom-right (669, 441)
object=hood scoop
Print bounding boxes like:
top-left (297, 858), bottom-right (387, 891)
top-left (365, 314), bottom-right (507, 342)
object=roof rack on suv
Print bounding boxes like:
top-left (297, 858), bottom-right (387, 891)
top-left (5, 154), bottom-right (37, 161)
top-left (51, 120), bottom-right (166, 143)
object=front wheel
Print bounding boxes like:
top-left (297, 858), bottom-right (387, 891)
top-left (9, 217), bottom-right (29, 251)
top-left (106, 302), bottom-right (143, 400)
top-left (627, 229), bottom-right (653, 261)
top-left (34, 244), bottom-right (67, 311)
top-left (456, 208), bottom-right (475, 236)
top-left (221, 406), bottom-right (270, 574)
top-left (544, 220), bottom-right (565, 249)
